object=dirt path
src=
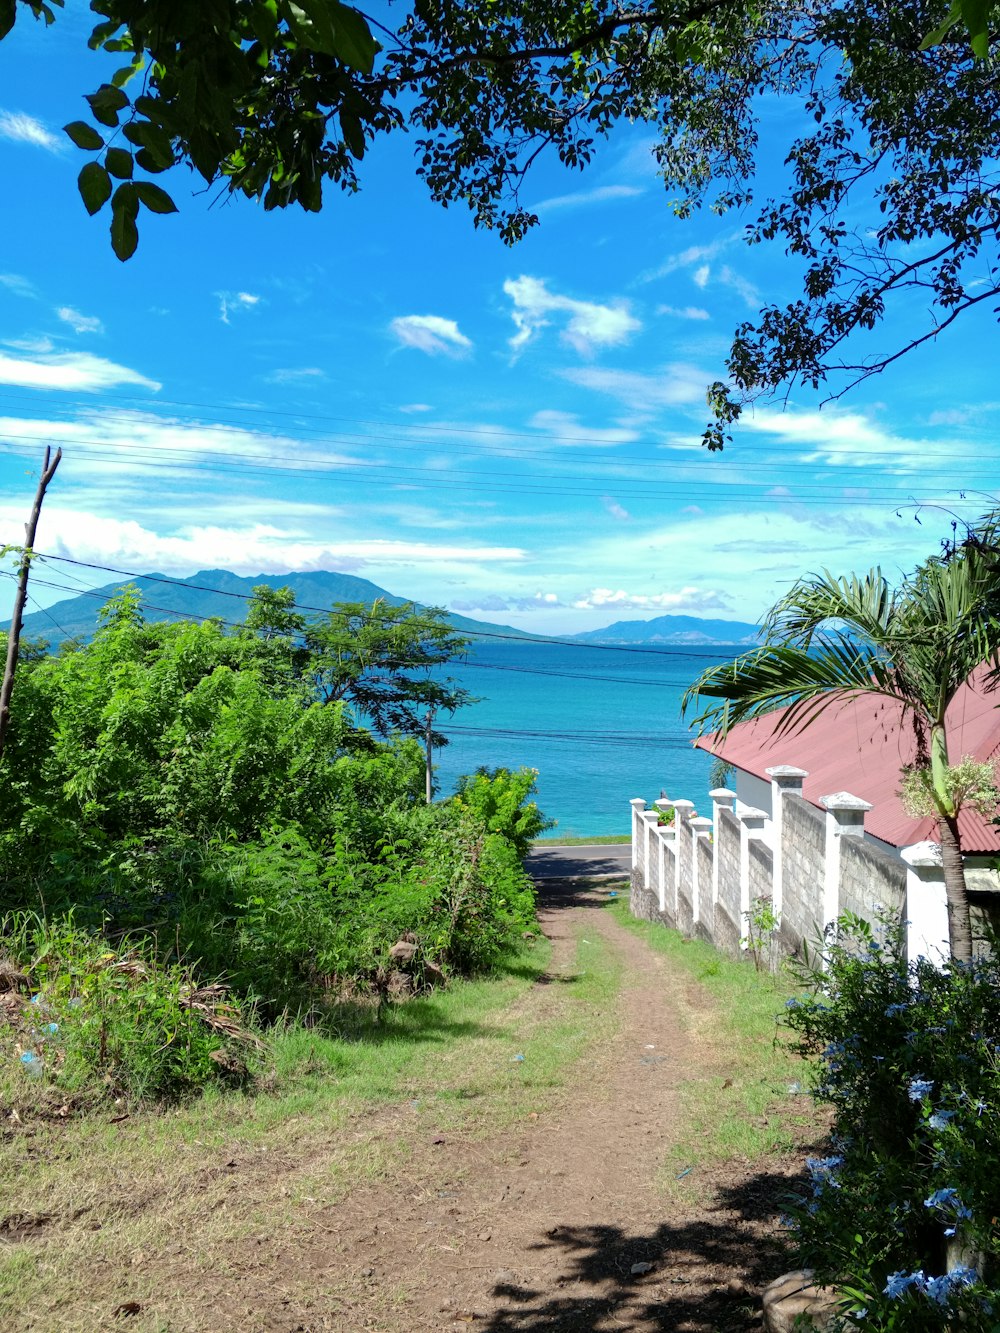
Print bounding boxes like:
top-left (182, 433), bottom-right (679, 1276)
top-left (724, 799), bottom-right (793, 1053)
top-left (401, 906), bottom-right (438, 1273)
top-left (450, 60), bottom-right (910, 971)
top-left (192, 884), bottom-right (812, 1333)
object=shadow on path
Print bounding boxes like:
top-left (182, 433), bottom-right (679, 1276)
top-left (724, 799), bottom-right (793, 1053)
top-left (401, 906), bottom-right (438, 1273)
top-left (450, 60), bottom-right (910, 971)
top-left (478, 1169), bottom-right (797, 1331)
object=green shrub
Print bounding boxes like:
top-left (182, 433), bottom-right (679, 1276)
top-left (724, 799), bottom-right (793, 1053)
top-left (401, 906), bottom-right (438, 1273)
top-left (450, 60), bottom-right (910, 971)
top-left (784, 913), bottom-right (1000, 1328)
top-left (1, 913), bottom-right (259, 1105)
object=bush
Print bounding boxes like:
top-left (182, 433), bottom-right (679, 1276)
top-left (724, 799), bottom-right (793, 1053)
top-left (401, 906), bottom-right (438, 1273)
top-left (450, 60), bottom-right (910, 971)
top-left (784, 912), bottom-right (1000, 1329)
top-left (1, 913), bottom-right (259, 1105)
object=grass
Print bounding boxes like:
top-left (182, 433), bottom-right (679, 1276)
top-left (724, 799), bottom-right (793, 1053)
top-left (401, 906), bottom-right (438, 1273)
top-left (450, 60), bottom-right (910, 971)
top-left (604, 896), bottom-right (822, 1185)
top-left (0, 926), bottom-right (624, 1330)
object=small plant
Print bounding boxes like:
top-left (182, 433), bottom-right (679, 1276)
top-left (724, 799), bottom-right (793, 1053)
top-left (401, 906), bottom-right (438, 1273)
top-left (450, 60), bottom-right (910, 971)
top-left (742, 894), bottom-right (778, 972)
top-left (654, 803), bottom-right (675, 826)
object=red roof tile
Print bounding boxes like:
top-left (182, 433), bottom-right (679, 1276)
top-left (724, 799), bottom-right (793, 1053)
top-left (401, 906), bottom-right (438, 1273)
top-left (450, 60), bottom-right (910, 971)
top-left (695, 666), bottom-right (1000, 853)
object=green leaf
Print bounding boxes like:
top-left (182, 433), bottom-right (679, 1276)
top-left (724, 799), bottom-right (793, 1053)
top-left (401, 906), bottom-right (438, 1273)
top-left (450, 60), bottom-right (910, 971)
top-left (134, 181), bottom-right (177, 215)
top-left (64, 120), bottom-right (105, 151)
top-left (339, 109), bottom-right (364, 160)
top-left (86, 83), bottom-right (129, 128)
top-left (77, 161), bottom-right (113, 216)
top-left (135, 148), bottom-right (169, 175)
top-left (122, 119), bottom-right (175, 169)
top-left (111, 59), bottom-right (143, 90)
top-left (105, 146), bottom-right (133, 180)
top-left (0, 0), bottom-right (16, 41)
top-left (110, 183), bottom-right (139, 261)
top-left (281, 0), bottom-right (378, 73)
top-left (328, 2), bottom-right (379, 74)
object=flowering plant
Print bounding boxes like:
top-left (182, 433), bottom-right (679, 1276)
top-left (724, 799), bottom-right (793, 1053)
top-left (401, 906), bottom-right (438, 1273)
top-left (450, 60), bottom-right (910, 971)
top-left (783, 911), bottom-right (1000, 1329)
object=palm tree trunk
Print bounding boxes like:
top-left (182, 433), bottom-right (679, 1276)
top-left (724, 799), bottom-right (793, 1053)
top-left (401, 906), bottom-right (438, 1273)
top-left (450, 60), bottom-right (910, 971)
top-left (937, 813), bottom-right (973, 963)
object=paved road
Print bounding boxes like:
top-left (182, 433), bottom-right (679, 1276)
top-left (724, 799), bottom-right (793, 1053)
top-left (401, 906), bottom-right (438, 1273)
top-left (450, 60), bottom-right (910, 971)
top-left (526, 842), bottom-right (631, 879)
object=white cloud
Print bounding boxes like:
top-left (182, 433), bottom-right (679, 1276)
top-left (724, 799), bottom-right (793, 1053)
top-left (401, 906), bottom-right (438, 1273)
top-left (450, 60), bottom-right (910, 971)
top-left (399, 403), bottom-right (433, 414)
top-left (572, 586), bottom-right (732, 612)
top-left (742, 407), bottom-right (917, 469)
top-left (717, 264), bottom-right (760, 309)
top-left (535, 184), bottom-right (643, 213)
top-left (656, 304), bottom-right (711, 321)
top-left (602, 498), bottom-right (631, 522)
top-left (265, 367), bottom-right (326, 384)
top-left (692, 264), bottom-right (711, 289)
top-left (504, 275), bottom-right (640, 357)
top-left (0, 110), bottom-right (61, 152)
top-left (640, 235), bottom-right (737, 284)
top-left (0, 351), bottom-right (159, 393)
top-left (0, 273), bottom-right (36, 299)
top-left (218, 291), bottom-right (261, 324)
top-left (57, 307), bottom-right (103, 336)
top-left (529, 409), bottom-right (639, 447)
top-left (390, 315), bottom-right (473, 357)
top-left (561, 363), bottom-right (709, 412)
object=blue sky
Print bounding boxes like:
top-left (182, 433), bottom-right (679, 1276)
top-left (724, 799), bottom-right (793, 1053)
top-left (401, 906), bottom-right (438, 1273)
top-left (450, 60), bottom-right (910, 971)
top-left (0, 8), bottom-right (997, 634)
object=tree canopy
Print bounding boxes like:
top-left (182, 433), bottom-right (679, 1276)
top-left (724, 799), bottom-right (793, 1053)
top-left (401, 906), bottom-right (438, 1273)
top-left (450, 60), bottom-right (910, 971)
top-left (5, 0), bottom-right (999, 441)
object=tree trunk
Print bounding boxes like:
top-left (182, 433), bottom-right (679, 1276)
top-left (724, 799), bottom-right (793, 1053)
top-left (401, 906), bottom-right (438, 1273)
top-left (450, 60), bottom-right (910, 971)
top-left (937, 812), bottom-right (973, 963)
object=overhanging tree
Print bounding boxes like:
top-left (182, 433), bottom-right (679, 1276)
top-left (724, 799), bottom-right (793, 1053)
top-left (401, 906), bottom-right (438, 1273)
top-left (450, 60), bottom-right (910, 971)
top-left (5, 1), bottom-right (999, 444)
top-left (682, 545), bottom-right (1000, 962)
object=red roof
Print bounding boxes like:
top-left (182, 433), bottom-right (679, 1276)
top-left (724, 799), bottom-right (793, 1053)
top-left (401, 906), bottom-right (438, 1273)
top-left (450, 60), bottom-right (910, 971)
top-left (695, 667), bottom-right (1000, 853)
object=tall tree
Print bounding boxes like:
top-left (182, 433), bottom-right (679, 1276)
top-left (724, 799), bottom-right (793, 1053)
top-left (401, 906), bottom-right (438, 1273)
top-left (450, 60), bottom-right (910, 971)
top-left (682, 547), bottom-right (1000, 961)
top-left (5, 2), bottom-right (998, 442)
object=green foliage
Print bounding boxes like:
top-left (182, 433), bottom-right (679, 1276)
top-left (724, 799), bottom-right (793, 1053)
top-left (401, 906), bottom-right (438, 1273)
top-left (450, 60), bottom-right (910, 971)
top-left (742, 893), bottom-right (779, 972)
top-left (451, 767), bottom-right (553, 858)
top-left (0, 591), bottom-right (541, 1059)
top-left (900, 757), bottom-right (1000, 822)
top-left (2, 913), bottom-right (257, 1104)
top-left (784, 914), bottom-right (1000, 1328)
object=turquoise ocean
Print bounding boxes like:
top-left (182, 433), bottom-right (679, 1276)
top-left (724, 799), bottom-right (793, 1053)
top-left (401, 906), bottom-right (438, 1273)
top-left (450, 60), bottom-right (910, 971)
top-left (430, 640), bottom-right (740, 840)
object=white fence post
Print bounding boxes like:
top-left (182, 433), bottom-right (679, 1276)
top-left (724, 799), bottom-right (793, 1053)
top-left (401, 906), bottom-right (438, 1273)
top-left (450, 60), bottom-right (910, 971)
top-left (765, 765), bottom-right (808, 919)
top-left (709, 786), bottom-right (736, 906)
top-left (901, 842), bottom-right (950, 967)
top-left (820, 791), bottom-right (873, 929)
top-left (689, 815), bottom-right (713, 927)
top-left (641, 810), bottom-right (659, 891)
top-left (629, 798), bottom-right (646, 871)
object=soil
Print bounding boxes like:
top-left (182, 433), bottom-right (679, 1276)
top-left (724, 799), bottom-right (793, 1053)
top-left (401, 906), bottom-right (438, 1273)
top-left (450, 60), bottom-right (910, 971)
top-left (7, 882), bottom-right (822, 1331)
top-left (174, 883), bottom-right (816, 1332)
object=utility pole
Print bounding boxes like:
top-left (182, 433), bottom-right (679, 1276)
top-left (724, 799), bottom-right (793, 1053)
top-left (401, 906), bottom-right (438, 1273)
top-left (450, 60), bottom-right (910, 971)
top-left (0, 445), bottom-right (62, 761)
top-left (424, 706), bottom-right (435, 804)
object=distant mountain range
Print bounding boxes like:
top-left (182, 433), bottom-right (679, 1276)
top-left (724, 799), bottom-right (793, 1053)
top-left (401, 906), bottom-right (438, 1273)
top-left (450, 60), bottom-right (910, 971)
top-left (572, 613), bottom-right (761, 645)
top-left (9, 570), bottom-right (762, 648)
top-left (10, 568), bottom-right (538, 644)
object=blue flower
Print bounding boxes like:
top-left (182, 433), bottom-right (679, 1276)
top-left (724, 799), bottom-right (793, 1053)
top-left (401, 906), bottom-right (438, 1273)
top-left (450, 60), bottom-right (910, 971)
top-left (885, 1002), bottom-right (908, 1017)
top-left (884, 1270), bottom-right (924, 1298)
top-left (928, 1110), bottom-right (956, 1130)
top-left (925, 1188), bottom-right (961, 1211)
top-left (908, 1077), bottom-right (934, 1102)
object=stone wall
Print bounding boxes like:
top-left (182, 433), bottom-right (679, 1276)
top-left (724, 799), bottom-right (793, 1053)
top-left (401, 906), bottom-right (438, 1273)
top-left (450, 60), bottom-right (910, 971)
top-left (695, 835), bottom-right (714, 941)
top-left (840, 834), bottom-right (906, 924)
top-left (779, 795), bottom-right (827, 954)
top-left (715, 808), bottom-right (742, 957)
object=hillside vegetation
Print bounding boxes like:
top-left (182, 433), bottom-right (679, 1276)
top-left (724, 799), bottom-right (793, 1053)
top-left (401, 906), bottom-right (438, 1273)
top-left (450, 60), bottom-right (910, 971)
top-left (0, 586), bottom-right (546, 1108)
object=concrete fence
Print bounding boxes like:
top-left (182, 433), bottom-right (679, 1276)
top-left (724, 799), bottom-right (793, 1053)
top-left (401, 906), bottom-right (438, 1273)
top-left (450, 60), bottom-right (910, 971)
top-left (629, 765), bottom-right (956, 968)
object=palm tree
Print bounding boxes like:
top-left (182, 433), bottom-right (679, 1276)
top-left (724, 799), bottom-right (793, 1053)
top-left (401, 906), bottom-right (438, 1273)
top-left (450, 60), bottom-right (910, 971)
top-left (682, 545), bottom-right (1000, 962)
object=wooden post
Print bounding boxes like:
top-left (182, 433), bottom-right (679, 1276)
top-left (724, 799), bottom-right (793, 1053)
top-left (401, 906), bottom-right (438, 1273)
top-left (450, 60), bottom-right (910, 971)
top-left (0, 446), bottom-right (62, 760)
top-left (424, 706), bottom-right (434, 804)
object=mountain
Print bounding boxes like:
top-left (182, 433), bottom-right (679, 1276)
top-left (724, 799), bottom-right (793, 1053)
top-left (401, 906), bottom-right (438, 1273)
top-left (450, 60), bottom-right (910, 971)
top-left (574, 613), bottom-right (762, 645)
top-left (10, 568), bottom-right (539, 644)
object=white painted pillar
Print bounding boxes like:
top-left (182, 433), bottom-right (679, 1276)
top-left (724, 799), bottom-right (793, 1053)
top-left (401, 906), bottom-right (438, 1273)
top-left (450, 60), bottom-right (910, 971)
top-left (901, 841), bottom-right (950, 967)
top-left (709, 786), bottom-right (736, 905)
top-left (820, 791), bottom-right (873, 929)
top-left (671, 798), bottom-right (695, 914)
top-left (630, 798), bottom-right (646, 871)
top-left (738, 806), bottom-right (769, 948)
top-left (765, 765), bottom-right (809, 918)
top-left (640, 810), bottom-right (659, 891)
top-left (689, 816), bottom-right (713, 926)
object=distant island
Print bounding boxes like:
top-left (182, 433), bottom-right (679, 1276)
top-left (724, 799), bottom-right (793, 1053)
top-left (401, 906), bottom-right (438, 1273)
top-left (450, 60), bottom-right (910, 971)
top-left (571, 613), bottom-right (761, 646)
top-left (9, 569), bottom-right (762, 648)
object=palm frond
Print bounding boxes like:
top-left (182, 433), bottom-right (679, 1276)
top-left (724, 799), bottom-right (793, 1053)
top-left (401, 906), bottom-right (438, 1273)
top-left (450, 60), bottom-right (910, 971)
top-left (764, 568), bottom-right (901, 648)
